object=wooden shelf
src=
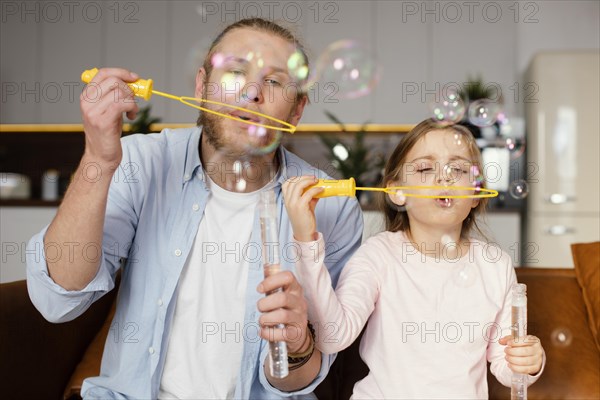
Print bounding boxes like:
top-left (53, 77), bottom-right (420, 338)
top-left (0, 123), bottom-right (413, 135)
top-left (0, 199), bottom-right (61, 207)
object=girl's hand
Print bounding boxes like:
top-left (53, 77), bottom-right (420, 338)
top-left (499, 335), bottom-right (544, 375)
top-left (282, 176), bottom-right (324, 242)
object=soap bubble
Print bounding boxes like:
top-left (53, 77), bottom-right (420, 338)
top-left (384, 187), bottom-right (408, 212)
top-left (442, 163), bottom-right (463, 185)
top-left (231, 159), bottom-right (247, 192)
top-left (388, 189), bottom-right (406, 206)
top-left (245, 126), bottom-right (282, 155)
top-left (504, 137), bottom-right (526, 159)
top-left (304, 40), bottom-right (381, 99)
top-left (550, 327), bottom-right (573, 347)
top-left (453, 263), bottom-right (478, 287)
top-left (443, 129), bottom-right (469, 151)
top-left (471, 165), bottom-right (485, 190)
top-left (468, 99), bottom-right (501, 127)
top-left (509, 180), bottom-right (529, 199)
top-left (429, 91), bottom-right (466, 127)
top-left (441, 234), bottom-right (461, 259)
top-left (287, 50), bottom-right (310, 84)
top-left (203, 151), bottom-right (248, 193)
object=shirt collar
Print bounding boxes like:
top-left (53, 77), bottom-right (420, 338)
top-left (182, 126), bottom-right (203, 184)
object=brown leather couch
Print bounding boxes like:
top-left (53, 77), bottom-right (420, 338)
top-left (2, 244), bottom-right (599, 399)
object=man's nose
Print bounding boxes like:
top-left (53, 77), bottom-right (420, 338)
top-left (242, 83), bottom-right (262, 103)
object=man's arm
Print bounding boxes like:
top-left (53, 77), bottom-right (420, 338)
top-left (44, 68), bottom-right (139, 291)
top-left (257, 271), bottom-right (322, 392)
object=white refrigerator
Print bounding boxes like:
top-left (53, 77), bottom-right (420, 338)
top-left (524, 51), bottom-right (600, 267)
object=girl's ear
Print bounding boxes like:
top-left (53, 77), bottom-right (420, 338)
top-left (387, 181), bottom-right (406, 206)
top-left (471, 198), bottom-right (480, 209)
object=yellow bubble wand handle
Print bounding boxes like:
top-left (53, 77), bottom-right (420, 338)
top-left (81, 67), bottom-right (153, 101)
top-left (80, 68), bottom-right (297, 133)
top-left (306, 178), bottom-right (498, 199)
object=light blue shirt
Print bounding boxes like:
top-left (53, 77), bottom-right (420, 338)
top-left (26, 127), bottom-right (363, 399)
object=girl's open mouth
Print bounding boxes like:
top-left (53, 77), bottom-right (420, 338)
top-left (436, 197), bottom-right (453, 208)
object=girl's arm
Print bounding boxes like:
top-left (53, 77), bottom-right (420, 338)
top-left (487, 255), bottom-right (546, 387)
top-left (294, 233), bottom-right (380, 354)
top-left (282, 176), bottom-right (380, 354)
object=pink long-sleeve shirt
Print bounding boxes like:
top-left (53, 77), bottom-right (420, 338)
top-left (296, 230), bottom-right (544, 399)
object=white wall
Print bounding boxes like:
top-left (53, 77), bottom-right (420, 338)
top-left (1, 1), bottom-right (598, 124)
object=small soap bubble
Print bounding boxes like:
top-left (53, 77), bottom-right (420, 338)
top-left (441, 234), bottom-right (460, 259)
top-left (246, 128), bottom-right (282, 155)
top-left (287, 50), bottom-right (310, 83)
top-left (468, 99), bottom-right (500, 127)
top-left (304, 40), bottom-right (381, 99)
top-left (443, 130), bottom-right (468, 151)
top-left (385, 188), bottom-right (407, 211)
top-left (453, 263), bottom-right (477, 287)
top-left (211, 52), bottom-right (226, 69)
top-left (389, 189), bottom-right (406, 206)
top-left (504, 137), bottom-right (526, 159)
top-left (550, 328), bottom-right (573, 347)
top-left (471, 165), bottom-right (485, 190)
top-left (441, 234), bottom-right (454, 246)
top-left (509, 180), bottom-right (529, 199)
top-left (442, 163), bottom-right (462, 185)
top-left (429, 91), bottom-right (466, 126)
top-left (204, 152), bottom-right (248, 194)
top-left (230, 159), bottom-right (247, 192)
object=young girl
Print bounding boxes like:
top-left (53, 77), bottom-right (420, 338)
top-left (282, 120), bottom-right (545, 398)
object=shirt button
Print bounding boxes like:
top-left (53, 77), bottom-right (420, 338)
top-left (192, 203), bottom-right (199, 211)
top-left (184, 173), bottom-right (190, 180)
top-left (174, 249), bottom-right (182, 257)
top-left (148, 347), bottom-right (155, 355)
top-left (157, 298), bottom-right (163, 306)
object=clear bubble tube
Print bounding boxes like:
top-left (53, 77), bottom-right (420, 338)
top-left (511, 283), bottom-right (528, 400)
top-left (259, 190), bottom-right (289, 378)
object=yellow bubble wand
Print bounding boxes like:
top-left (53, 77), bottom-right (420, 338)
top-left (81, 68), bottom-right (297, 133)
top-left (306, 178), bottom-right (498, 199)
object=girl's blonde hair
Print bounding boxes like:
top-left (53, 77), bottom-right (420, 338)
top-left (378, 119), bottom-right (488, 239)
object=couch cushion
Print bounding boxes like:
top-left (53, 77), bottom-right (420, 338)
top-left (572, 242), bottom-right (600, 351)
top-left (0, 279), bottom-right (117, 400)
top-left (489, 268), bottom-right (600, 399)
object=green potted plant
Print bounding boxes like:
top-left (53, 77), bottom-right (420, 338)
top-left (319, 111), bottom-right (384, 201)
top-left (457, 75), bottom-right (503, 139)
top-left (127, 105), bottom-right (161, 135)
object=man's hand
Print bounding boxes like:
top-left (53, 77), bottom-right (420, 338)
top-left (80, 67), bottom-right (140, 165)
top-left (499, 335), bottom-right (544, 375)
top-left (257, 270), bottom-right (311, 354)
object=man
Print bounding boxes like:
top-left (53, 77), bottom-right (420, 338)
top-left (26, 18), bottom-right (363, 399)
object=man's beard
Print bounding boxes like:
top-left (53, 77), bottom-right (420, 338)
top-left (197, 108), bottom-right (227, 152)
top-left (196, 103), bottom-right (297, 157)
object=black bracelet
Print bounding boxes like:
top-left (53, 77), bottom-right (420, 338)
top-left (287, 322), bottom-right (316, 367)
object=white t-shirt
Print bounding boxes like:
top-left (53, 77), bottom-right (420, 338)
top-left (159, 176), bottom-right (267, 399)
